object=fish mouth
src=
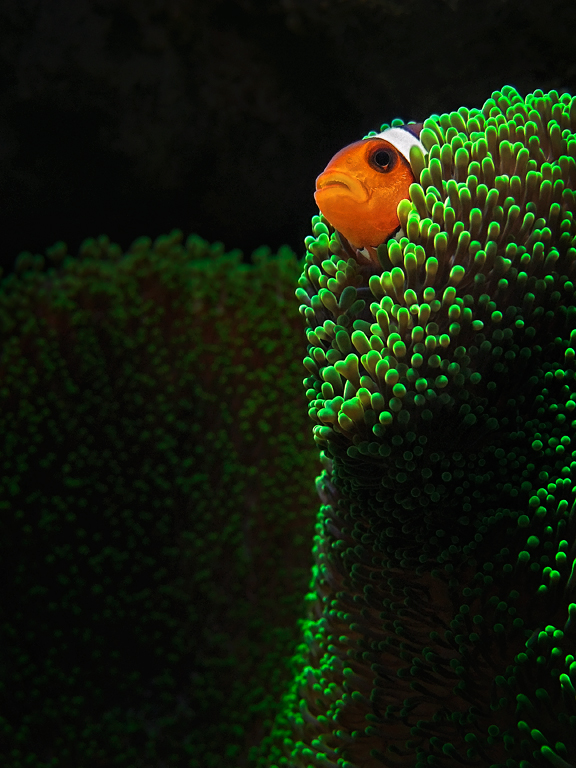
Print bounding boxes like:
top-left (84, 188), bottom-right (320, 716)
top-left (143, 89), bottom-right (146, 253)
top-left (315, 171), bottom-right (368, 202)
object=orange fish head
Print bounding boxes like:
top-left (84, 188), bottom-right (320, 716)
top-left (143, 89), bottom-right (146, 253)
top-left (314, 137), bottom-right (415, 249)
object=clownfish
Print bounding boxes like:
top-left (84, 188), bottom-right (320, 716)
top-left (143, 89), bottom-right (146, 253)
top-left (314, 125), bottom-right (425, 250)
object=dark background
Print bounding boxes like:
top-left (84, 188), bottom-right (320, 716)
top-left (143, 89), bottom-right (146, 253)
top-left (0, 0), bottom-right (575, 272)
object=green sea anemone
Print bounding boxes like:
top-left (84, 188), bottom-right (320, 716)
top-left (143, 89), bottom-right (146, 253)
top-left (259, 86), bottom-right (576, 767)
top-left (0, 233), bottom-right (319, 767)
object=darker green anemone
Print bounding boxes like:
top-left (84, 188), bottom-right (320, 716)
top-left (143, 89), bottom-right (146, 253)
top-left (260, 87), bottom-right (576, 767)
top-left (0, 232), bottom-right (319, 767)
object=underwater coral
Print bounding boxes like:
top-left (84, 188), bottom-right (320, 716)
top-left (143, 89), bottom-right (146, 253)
top-left (0, 233), bottom-right (319, 767)
top-left (257, 86), bottom-right (576, 766)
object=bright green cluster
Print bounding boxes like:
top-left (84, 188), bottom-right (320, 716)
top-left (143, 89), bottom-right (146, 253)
top-left (260, 87), bottom-right (576, 766)
top-left (0, 231), bottom-right (319, 767)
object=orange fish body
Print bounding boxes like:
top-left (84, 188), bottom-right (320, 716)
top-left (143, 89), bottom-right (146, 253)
top-left (314, 126), bottom-right (424, 249)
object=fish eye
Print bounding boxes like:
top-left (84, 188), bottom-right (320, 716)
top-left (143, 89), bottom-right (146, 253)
top-left (370, 147), bottom-right (396, 172)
